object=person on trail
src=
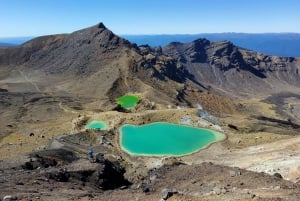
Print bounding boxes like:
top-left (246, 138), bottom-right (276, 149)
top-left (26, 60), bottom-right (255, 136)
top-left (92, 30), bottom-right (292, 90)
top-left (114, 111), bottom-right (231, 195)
top-left (87, 148), bottom-right (94, 162)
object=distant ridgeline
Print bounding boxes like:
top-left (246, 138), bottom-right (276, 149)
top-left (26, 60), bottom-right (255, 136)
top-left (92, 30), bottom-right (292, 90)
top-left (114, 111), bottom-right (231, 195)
top-left (2, 34), bottom-right (300, 57)
top-left (123, 33), bottom-right (300, 58)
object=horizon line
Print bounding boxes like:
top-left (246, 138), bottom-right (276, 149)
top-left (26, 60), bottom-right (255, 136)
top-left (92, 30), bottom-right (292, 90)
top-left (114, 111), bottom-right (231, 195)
top-left (121, 32), bottom-right (300, 36)
top-left (2, 32), bottom-right (300, 39)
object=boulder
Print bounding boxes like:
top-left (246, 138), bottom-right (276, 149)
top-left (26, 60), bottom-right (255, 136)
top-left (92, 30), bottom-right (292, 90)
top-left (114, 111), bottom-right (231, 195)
top-left (2, 195), bottom-right (18, 201)
top-left (229, 170), bottom-right (241, 177)
top-left (273, 172), bottom-right (283, 179)
top-left (141, 182), bottom-right (151, 193)
top-left (161, 188), bottom-right (178, 200)
top-left (0, 88), bottom-right (8, 92)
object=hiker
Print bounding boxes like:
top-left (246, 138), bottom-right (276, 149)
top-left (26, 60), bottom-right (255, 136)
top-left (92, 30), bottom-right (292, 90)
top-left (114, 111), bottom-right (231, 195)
top-left (87, 148), bottom-right (94, 162)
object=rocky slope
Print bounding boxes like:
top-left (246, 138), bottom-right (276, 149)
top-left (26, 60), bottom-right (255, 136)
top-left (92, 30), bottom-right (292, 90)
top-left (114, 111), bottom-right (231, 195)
top-left (0, 23), bottom-right (186, 105)
top-left (163, 39), bottom-right (300, 96)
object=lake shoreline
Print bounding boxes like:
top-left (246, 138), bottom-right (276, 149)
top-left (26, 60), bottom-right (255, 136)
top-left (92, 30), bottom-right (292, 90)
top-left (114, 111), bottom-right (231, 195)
top-left (119, 122), bottom-right (226, 157)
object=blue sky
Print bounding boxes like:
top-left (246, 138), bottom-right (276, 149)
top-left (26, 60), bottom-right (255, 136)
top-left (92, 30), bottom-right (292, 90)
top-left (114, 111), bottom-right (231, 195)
top-left (1, 0), bottom-right (300, 37)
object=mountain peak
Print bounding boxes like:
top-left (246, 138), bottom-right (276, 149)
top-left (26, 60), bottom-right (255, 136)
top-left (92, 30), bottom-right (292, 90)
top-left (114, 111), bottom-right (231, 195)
top-left (71, 22), bottom-right (111, 36)
top-left (97, 22), bottom-right (106, 29)
top-left (192, 38), bottom-right (210, 45)
top-left (84, 22), bottom-right (107, 31)
top-left (66, 22), bottom-right (134, 50)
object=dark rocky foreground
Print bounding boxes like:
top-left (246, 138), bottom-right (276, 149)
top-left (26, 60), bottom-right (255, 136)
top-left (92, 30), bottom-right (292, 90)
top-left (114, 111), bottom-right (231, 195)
top-left (0, 133), bottom-right (299, 201)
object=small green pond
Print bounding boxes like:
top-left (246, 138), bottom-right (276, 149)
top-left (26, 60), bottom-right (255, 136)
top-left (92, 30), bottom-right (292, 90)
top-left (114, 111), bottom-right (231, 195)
top-left (85, 121), bottom-right (107, 130)
top-left (116, 94), bottom-right (140, 109)
top-left (119, 122), bottom-right (225, 157)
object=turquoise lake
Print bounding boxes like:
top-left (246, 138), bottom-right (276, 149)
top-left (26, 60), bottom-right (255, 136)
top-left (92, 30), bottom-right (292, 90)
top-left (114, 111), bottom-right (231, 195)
top-left (85, 121), bottom-right (107, 130)
top-left (119, 122), bottom-right (225, 157)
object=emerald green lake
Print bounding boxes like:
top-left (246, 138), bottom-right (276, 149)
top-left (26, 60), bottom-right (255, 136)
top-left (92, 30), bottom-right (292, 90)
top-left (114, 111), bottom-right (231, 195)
top-left (119, 122), bottom-right (225, 157)
top-left (116, 94), bottom-right (140, 109)
top-left (85, 121), bottom-right (107, 130)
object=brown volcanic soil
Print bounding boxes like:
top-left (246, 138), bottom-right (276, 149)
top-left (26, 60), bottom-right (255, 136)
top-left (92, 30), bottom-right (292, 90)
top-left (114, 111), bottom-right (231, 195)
top-left (1, 23), bottom-right (300, 200)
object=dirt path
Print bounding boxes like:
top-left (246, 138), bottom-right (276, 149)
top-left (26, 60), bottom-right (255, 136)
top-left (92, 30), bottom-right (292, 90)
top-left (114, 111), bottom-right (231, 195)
top-left (58, 101), bottom-right (78, 114)
top-left (18, 70), bottom-right (42, 93)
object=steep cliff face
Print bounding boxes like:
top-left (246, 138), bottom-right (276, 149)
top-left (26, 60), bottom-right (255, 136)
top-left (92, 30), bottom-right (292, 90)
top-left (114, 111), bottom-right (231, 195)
top-left (241, 50), bottom-right (300, 86)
